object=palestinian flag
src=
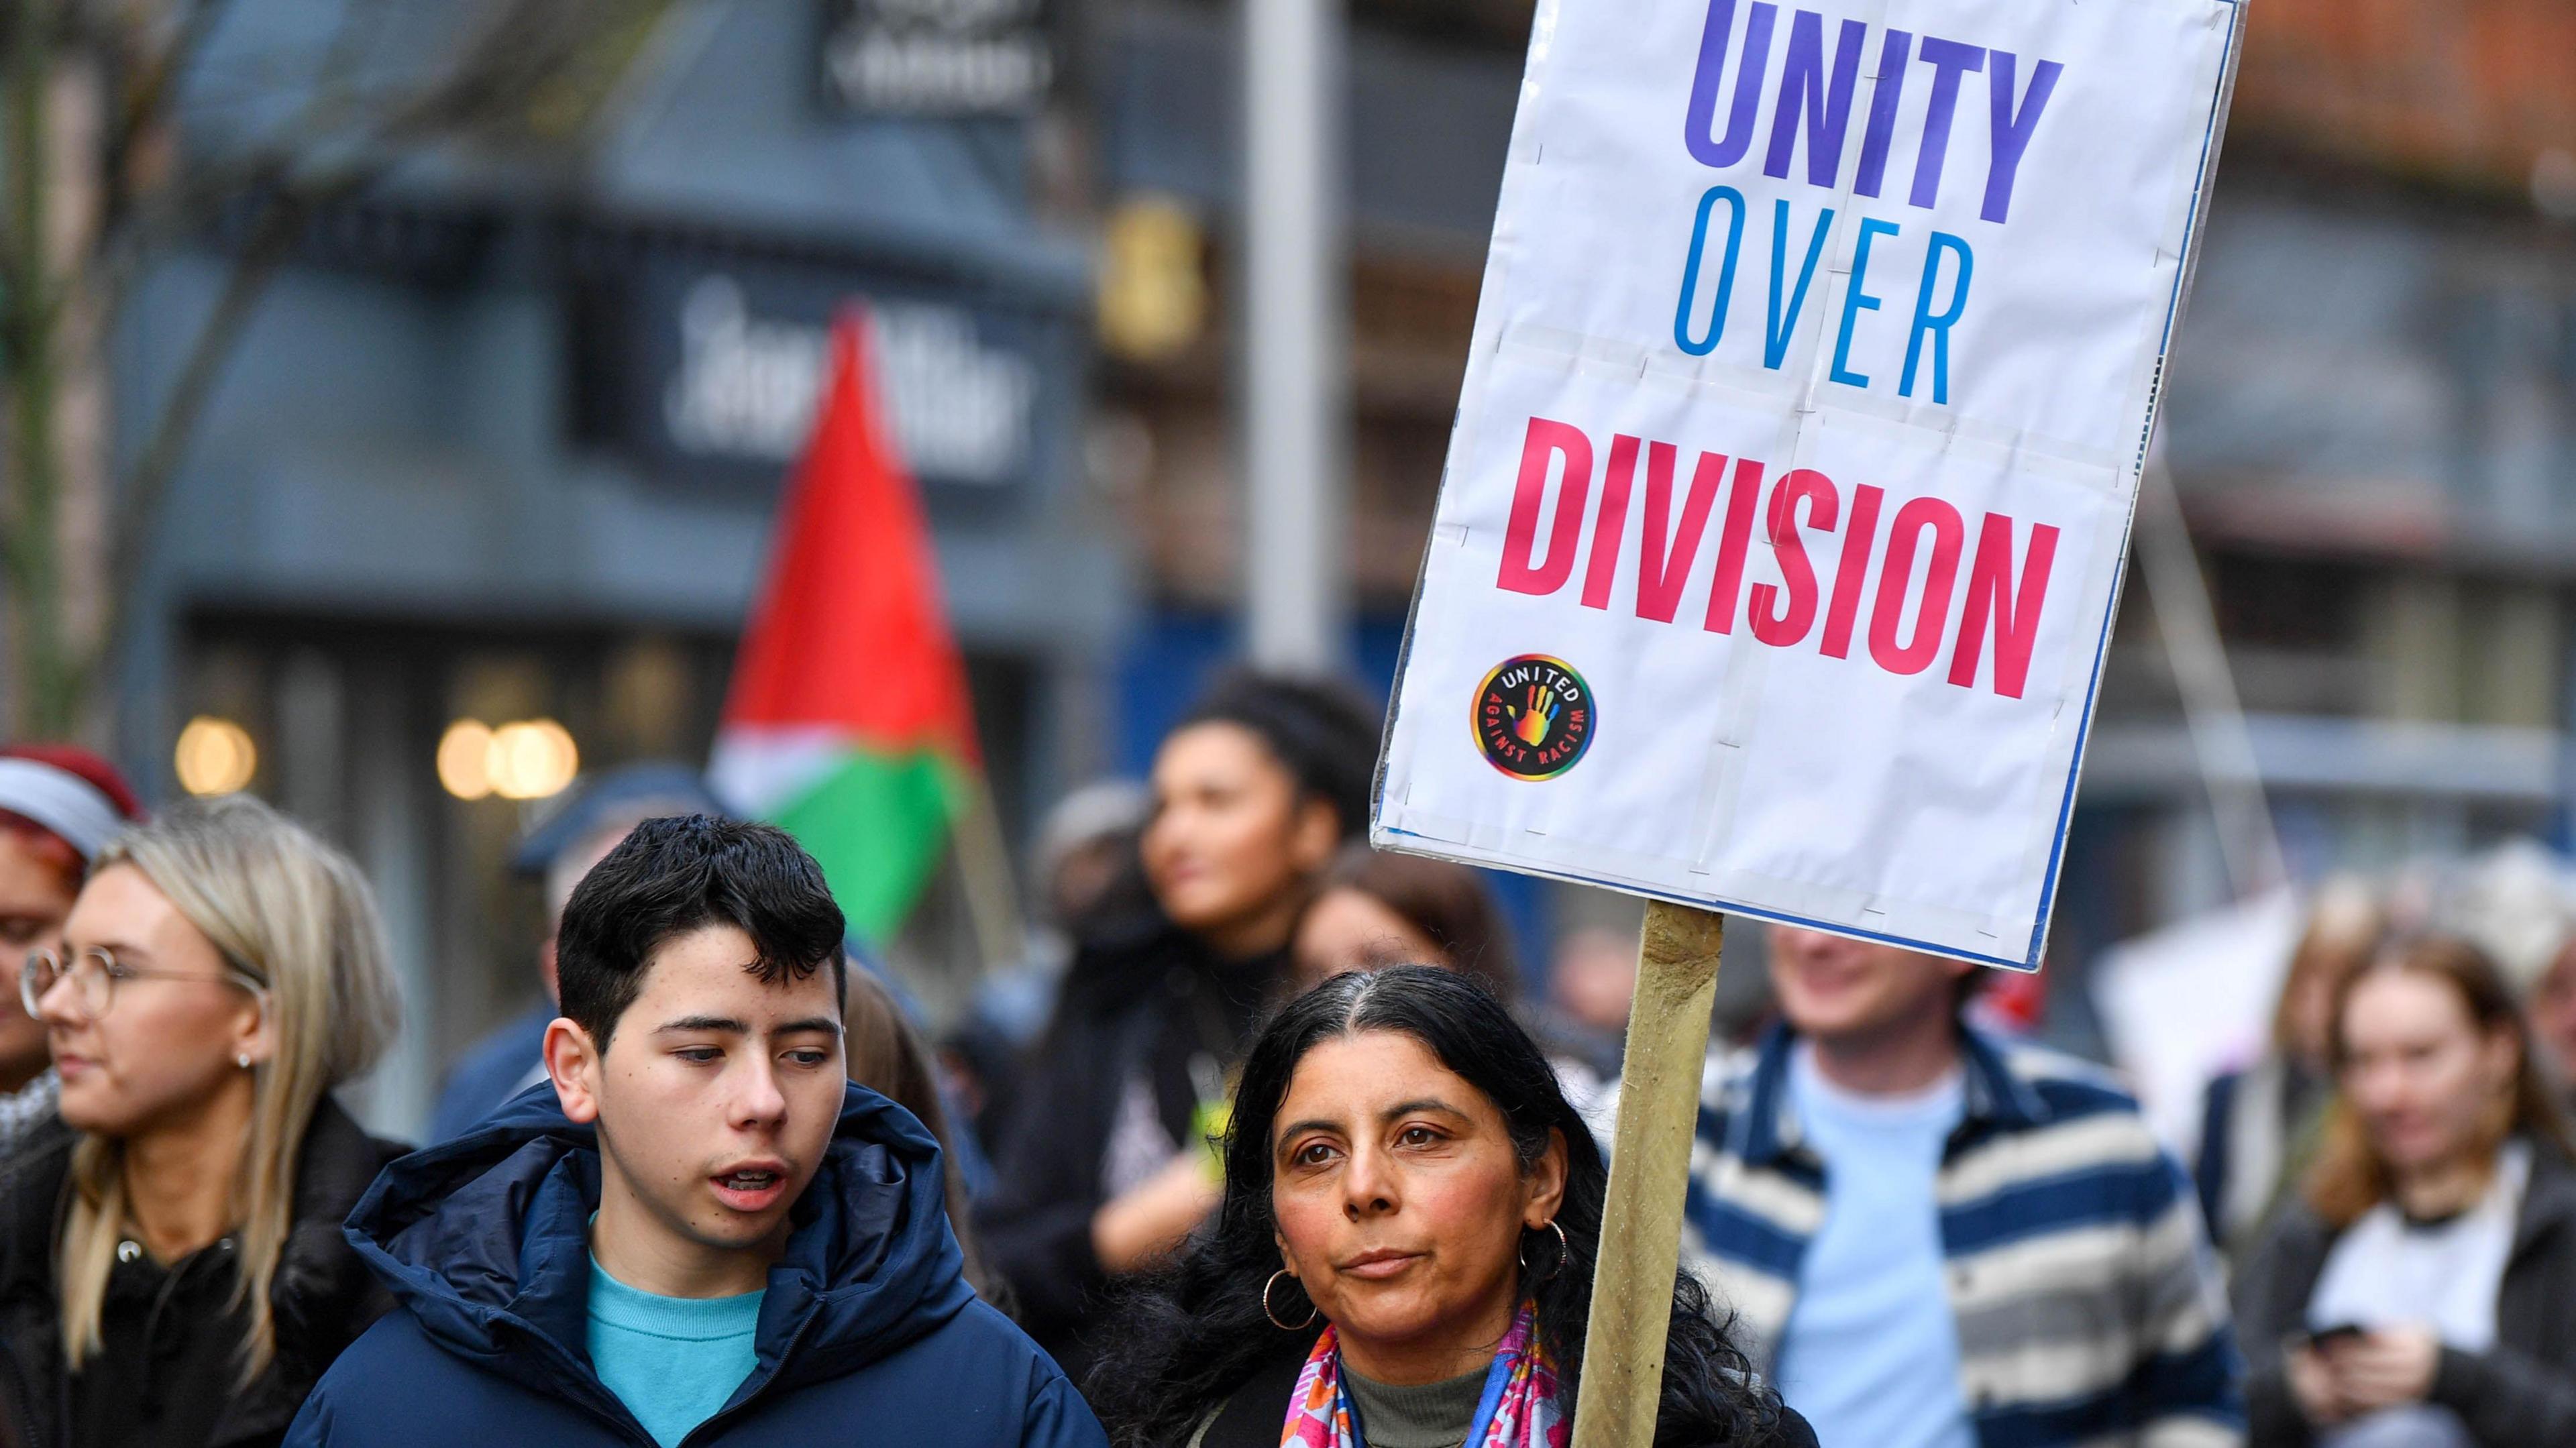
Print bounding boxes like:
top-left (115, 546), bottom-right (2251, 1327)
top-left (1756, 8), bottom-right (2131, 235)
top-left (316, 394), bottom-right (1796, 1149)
top-left (709, 311), bottom-right (980, 942)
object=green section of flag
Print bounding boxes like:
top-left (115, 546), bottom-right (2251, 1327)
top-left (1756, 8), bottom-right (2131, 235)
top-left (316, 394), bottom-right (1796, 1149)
top-left (769, 748), bottom-right (961, 942)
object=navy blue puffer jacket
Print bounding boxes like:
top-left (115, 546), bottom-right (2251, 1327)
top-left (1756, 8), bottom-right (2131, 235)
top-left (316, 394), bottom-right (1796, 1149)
top-left (284, 1082), bottom-right (1106, 1448)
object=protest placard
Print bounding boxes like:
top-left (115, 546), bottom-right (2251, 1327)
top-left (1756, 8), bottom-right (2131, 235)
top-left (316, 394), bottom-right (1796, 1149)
top-left (1374, 0), bottom-right (2245, 972)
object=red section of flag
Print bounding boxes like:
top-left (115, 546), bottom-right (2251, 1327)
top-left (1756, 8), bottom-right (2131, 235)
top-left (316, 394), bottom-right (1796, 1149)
top-left (1972, 960), bottom-right (2049, 1036)
top-left (720, 312), bottom-right (979, 766)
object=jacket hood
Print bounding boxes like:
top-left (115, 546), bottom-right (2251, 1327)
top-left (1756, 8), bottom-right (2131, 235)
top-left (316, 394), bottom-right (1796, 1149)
top-left (344, 1079), bottom-right (974, 1426)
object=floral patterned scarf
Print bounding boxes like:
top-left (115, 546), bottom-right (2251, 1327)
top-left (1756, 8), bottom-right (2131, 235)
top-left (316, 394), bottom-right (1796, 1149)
top-left (1279, 1302), bottom-right (1569, 1448)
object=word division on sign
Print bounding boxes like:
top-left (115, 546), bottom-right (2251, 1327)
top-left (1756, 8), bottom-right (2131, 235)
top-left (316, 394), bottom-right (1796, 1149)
top-left (1374, 0), bottom-right (2244, 968)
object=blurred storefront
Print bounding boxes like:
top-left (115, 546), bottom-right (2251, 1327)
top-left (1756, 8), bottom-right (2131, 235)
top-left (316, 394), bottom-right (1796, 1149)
top-left (113, 0), bottom-right (1119, 1133)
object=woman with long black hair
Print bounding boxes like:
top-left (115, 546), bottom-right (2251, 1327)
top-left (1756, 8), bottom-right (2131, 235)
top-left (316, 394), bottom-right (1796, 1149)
top-left (1092, 966), bottom-right (1810, 1448)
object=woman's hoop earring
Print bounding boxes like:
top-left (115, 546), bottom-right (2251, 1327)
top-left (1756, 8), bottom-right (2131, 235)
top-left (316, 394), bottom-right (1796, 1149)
top-left (1263, 1269), bottom-right (1317, 1331)
top-left (1518, 1220), bottom-right (1571, 1283)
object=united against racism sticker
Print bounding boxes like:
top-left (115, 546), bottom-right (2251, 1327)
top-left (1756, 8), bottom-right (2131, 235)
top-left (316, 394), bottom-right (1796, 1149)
top-left (1473, 655), bottom-right (1596, 781)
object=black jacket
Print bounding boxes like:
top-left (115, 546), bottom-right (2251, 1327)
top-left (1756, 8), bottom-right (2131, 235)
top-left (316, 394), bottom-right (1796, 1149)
top-left (0, 1101), bottom-right (402, 1448)
top-left (286, 1080), bottom-right (1103, 1448)
top-left (979, 918), bottom-right (1283, 1376)
top-left (2234, 1135), bottom-right (2576, 1447)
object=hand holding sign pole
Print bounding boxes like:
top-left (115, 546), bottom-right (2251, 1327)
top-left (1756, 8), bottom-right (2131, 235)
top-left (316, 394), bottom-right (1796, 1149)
top-left (1371, 0), bottom-right (2243, 1441)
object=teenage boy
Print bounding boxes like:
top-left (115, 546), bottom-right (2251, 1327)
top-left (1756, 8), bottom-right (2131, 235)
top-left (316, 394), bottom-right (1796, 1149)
top-left (290, 815), bottom-right (1106, 1448)
top-left (1680, 926), bottom-right (2243, 1448)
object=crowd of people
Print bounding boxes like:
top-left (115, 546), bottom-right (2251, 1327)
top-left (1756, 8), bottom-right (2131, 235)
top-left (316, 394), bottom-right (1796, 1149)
top-left (0, 671), bottom-right (2573, 1446)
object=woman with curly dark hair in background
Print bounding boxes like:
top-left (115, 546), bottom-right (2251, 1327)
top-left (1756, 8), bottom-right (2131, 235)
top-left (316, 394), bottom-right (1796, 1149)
top-left (981, 671), bottom-right (1381, 1378)
top-left (1090, 966), bottom-right (1811, 1448)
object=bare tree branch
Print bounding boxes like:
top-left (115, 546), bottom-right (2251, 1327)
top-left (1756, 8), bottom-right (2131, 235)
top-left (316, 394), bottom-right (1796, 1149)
top-left (80, 171), bottom-right (311, 704)
top-left (16, 0), bottom-right (687, 726)
top-left (104, 0), bottom-right (239, 219)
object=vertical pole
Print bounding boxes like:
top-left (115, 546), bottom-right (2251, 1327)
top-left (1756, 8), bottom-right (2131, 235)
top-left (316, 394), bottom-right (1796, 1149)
top-left (1241, 0), bottom-right (1348, 671)
top-left (2137, 453), bottom-right (2284, 899)
top-left (1570, 901), bottom-right (1726, 1448)
top-left (951, 767), bottom-right (1028, 976)
top-left (348, 659), bottom-right (435, 1141)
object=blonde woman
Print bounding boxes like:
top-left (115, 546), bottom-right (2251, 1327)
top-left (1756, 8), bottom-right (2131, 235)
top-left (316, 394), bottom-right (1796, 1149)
top-left (0, 795), bottom-right (404, 1447)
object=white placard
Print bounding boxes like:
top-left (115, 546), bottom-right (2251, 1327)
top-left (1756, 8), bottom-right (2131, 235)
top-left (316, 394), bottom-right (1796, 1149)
top-left (1374, 0), bottom-right (2243, 968)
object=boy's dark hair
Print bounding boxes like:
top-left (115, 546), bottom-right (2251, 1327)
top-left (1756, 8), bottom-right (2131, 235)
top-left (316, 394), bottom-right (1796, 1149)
top-left (555, 814), bottom-right (848, 1049)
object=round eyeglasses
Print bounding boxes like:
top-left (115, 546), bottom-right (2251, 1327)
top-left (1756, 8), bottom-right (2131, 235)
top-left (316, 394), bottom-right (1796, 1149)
top-left (21, 946), bottom-right (266, 1022)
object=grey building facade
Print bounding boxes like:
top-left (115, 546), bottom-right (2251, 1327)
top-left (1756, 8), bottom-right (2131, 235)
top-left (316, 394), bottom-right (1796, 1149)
top-left (115, 0), bottom-right (1118, 1133)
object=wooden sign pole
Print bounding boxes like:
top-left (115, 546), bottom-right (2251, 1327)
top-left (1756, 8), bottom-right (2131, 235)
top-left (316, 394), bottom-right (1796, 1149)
top-left (1568, 901), bottom-right (1726, 1448)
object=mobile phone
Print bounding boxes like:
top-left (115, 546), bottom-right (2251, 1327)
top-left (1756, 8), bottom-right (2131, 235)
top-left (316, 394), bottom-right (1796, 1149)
top-left (2307, 1323), bottom-right (2367, 1347)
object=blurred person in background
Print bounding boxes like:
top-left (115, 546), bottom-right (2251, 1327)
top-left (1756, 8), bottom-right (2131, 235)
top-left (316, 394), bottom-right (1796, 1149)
top-left (2424, 843), bottom-right (2576, 1116)
top-left (2235, 937), bottom-right (2576, 1448)
top-left (0, 795), bottom-right (405, 1447)
top-left (427, 763), bottom-right (729, 1143)
top-left (1290, 845), bottom-right (1620, 1112)
top-left (1288, 846), bottom-right (1518, 998)
top-left (0, 746), bottom-right (144, 1157)
top-left (1547, 926), bottom-right (1637, 1040)
top-left (979, 778), bottom-right (1155, 1047)
top-left (1089, 966), bottom-right (1811, 1448)
top-left (1680, 925), bottom-right (2242, 1447)
top-left (981, 671), bottom-right (1377, 1379)
top-left (2198, 880), bottom-right (2385, 1256)
top-left (1036, 781), bottom-right (1157, 943)
top-left (948, 779), bottom-right (1156, 1146)
top-left (844, 963), bottom-right (1014, 1312)
top-left (2526, 936), bottom-right (2576, 1110)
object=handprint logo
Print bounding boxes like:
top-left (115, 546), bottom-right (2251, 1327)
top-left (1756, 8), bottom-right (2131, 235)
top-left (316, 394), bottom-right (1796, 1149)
top-left (1507, 683), bottom-right (1558, 746)
top-left (1472, 655), bottom-right (1597, 782)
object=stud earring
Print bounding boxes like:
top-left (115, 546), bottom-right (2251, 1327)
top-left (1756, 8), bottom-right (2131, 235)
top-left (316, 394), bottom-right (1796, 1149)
top-left (237, 1053), bottom-right (253, 1070)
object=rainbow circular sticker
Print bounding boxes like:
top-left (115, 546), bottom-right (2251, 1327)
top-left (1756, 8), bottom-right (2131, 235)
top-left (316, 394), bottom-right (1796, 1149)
top-left (1472, 655), bottom-right (1596, 781)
